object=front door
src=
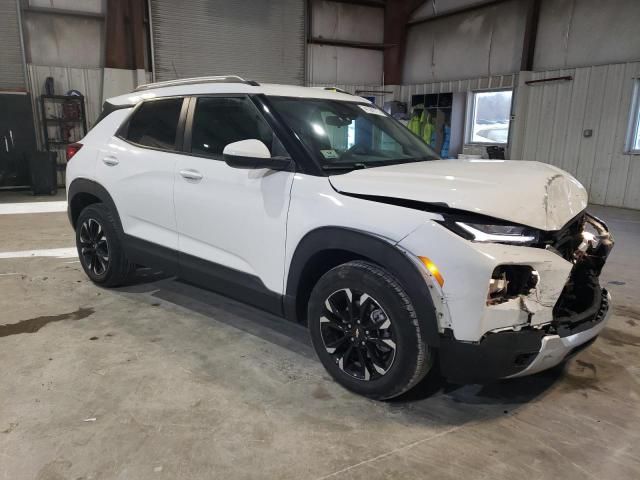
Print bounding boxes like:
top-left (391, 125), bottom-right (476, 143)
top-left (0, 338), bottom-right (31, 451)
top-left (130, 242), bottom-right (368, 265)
top-left (173, 96), bottom-right (294, 307)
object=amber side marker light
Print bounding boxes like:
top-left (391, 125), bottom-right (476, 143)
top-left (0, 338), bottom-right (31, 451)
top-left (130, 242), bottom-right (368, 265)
top-left (418, 256), bottom-right (445, 287)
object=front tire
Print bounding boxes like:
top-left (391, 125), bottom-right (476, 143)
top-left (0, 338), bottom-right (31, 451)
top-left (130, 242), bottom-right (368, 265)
top-left (75, 203), bottom-right (133, 287)
top-left (308, 260), bottom-right (432, 400)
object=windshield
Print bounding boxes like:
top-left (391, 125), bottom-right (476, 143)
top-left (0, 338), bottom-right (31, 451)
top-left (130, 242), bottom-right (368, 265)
top-left (267, 97), bottom-right (439, 171)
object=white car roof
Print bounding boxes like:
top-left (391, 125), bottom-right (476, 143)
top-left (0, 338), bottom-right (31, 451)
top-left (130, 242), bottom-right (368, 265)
top-left (106, 77), bottom-right (370, 106)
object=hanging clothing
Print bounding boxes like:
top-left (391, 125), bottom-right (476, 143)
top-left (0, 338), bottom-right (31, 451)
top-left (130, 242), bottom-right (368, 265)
top-left (420, 110), bottom-right (434, 145)
top-left (407, 114), bottom-right (422, 136)
top-left (440, 125), bottom-right (451, 158)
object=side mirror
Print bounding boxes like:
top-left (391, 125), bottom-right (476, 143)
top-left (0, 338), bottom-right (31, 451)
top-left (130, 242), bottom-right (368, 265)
top-left (223, 139), bottom-right (292, 171)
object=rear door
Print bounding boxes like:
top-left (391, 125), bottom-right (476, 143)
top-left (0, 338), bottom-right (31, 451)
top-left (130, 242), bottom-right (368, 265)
top-left (96, 97), bottom-right (187, 255)
top-left (173, 95), bottom-right (294, 306)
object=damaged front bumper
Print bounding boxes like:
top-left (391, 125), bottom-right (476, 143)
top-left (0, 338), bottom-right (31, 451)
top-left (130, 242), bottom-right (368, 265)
top-left (508, 290), bottom-right (611, 377)
top-left (438, 288), bottom-right (611, 383)
top-left (401, 211), bottom-right (614, 384)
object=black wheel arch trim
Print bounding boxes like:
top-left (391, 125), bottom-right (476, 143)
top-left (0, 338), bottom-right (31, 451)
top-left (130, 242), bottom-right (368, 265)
top-left (285, 226), bottom-right (441, 347)
top-left (67, 178), bottom-right (124, 236)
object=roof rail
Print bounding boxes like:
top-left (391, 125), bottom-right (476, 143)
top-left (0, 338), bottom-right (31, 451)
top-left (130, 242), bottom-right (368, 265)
top-left (134, 75), bottom-right (260, 92)
top-left (313, 86), bottom-right (352, 95)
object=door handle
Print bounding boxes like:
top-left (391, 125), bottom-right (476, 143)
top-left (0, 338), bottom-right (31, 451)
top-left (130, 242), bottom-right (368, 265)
top-left (180, 169), bottom-right (203, 181)
top-left (102, 156), bottom-right (119, 166)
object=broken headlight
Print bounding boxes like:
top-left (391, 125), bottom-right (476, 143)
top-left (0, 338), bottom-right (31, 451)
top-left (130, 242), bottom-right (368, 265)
top-left (438, 216), bottom-right (540, 245)
top-left (456, 222), bottom-right (539, 244)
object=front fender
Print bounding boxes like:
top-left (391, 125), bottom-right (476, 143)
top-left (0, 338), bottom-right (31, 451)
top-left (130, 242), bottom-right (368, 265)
top-left (285, 226), bottom-right (441, 347)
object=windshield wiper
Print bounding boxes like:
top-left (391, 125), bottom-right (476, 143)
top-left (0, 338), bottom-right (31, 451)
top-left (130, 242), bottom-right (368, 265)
top-left (322, 163), bottom-right (368, 171)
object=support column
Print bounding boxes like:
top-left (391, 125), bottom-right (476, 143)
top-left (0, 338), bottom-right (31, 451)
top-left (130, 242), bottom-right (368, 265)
top-left (520, 0), bottom-right (541, 71)
top-left (383, 0), bottom-right (424, 86)
top-left (102, 0), bottom-right (148, 102)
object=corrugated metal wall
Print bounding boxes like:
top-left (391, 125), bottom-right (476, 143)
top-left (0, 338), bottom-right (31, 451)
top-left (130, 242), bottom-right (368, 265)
top-left (0, 0), bottom-right (26, 90)
top-left (308, 46), bottom-right (383, 86)
top-left (27, 64), bottom-right (103, 139)
top-left (308, 0), bottom-right (384, 86)
top-left (402, 0), bottom-right (528, 84)
top-left (511, 62), bottom-right (640, 210)
top-left (534, 0), bottom-right (640, 71)
top-left (150, 0), bottom-right (306, 85)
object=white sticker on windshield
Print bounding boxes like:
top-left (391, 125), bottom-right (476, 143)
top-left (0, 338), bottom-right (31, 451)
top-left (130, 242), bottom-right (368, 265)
top-left (321, 149), bottom-right (339, 159)
top-left (359, 104), bottom-right (385, 116)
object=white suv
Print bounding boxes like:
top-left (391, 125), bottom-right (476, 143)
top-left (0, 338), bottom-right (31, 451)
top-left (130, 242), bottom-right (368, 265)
top-left (66, 76), bottom-right (613, 399)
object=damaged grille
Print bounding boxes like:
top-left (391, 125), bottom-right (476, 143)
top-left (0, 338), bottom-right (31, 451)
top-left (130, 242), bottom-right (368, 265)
top-left (542, 213), bottom-right (614, 336)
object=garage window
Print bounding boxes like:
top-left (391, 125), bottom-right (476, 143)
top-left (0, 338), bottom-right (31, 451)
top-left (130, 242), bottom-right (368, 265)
top-left (626, 79), bottom-right (640, 154)
top-left (466, 90), bottom-right (512, 144)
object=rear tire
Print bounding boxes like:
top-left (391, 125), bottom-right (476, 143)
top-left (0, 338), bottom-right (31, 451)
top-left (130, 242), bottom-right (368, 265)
top-left (75, 203), bottom-right (133, 287)
top-left (308, 260), bottom-right (432, 400)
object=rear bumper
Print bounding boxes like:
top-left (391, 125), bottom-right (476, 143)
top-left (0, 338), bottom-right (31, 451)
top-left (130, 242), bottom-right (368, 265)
top-left (439, 289), bottom-right (611, 384)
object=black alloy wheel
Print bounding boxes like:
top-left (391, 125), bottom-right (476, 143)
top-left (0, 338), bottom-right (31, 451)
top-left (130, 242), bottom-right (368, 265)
top-left (320, 288), bottom-right (397, 381)
top-left (308, 260), bottom-right (432, 400)
top-left (75, 203), bottom-right (133, 287)
top-left (79, 218), bottom-right (110, 277)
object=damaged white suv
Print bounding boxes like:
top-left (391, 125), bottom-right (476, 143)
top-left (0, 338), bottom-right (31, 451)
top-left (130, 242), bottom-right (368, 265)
top-left (66, 76), bottom-right (613, 399)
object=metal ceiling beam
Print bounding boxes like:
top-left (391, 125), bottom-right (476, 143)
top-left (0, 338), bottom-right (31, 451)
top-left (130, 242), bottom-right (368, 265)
top-left (324, 0), bottom-right (385, 8)
top-left (22, 5), bottom-right (105, 19)
top-left (308, 37), bottom-right (390, 50)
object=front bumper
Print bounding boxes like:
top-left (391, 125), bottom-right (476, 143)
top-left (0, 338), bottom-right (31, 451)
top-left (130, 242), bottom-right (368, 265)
top-left (399, 210), bottom-right (614, 384)
top-left (439, 289), bottom-right (611, 384)
top-left (508, 291), bottom-right (611, 377)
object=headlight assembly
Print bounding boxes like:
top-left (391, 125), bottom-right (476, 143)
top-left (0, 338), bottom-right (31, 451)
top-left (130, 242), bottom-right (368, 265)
top-left (456, 222), bottom-right (539, 244)
top-left (437, 216), bottom-right (540, 245)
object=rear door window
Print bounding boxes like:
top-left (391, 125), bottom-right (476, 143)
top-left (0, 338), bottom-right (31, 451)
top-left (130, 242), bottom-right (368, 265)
top-left (125, 98), bottom-right (184, 150)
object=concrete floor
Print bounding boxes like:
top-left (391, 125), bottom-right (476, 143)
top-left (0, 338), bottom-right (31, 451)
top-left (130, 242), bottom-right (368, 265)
top-left (1, 192), bottom-right (639, 479)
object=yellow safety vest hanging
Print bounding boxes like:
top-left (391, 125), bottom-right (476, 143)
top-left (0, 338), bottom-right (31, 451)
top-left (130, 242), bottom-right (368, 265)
top-left (408, 114), bottom-right (422, 136)
top-left (421, 111), bottom-right (434, 145)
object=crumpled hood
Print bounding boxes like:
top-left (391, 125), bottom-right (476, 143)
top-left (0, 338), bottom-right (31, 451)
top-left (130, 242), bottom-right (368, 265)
top-left (329, 160), bottom-right (588, 231)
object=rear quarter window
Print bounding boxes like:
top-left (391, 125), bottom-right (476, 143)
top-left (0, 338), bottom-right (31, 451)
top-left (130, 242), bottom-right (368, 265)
top-left (91, 101), bottom-right (133, 130)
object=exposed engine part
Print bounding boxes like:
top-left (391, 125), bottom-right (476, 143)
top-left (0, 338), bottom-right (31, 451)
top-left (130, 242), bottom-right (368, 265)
top-left (487, 265), bottom-right (539, 305)
top-left (541, 212), bottom-right (613, 269)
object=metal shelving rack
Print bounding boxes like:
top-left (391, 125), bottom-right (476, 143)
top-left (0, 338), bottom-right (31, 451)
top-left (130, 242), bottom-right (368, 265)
top-left (39, 94), bottom-right (88, 184)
